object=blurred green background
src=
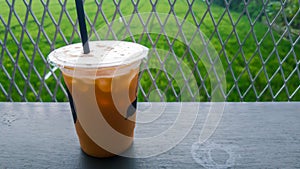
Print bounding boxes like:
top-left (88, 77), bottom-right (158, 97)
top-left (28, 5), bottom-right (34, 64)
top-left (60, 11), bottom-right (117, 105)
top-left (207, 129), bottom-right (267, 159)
top-left (0, 0), bottom-right (299, 102)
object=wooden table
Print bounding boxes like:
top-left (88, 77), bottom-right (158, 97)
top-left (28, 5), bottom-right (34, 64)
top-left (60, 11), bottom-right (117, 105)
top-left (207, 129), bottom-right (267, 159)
top-left (0, 102), bottom-right (299, 168)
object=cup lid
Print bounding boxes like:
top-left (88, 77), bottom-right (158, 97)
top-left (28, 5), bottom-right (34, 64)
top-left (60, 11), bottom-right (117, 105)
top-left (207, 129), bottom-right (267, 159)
top-left (48, 41), bottom-right (148, 68)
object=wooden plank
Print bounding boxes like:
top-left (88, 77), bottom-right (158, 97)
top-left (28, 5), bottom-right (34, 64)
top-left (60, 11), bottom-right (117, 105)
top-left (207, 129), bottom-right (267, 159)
top-left (0, 102), bottom-right (299, 168)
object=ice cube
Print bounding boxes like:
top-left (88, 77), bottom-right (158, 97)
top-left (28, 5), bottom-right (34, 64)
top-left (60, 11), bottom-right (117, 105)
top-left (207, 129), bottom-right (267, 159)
top-left (96, 78), bottom-right (112, 92)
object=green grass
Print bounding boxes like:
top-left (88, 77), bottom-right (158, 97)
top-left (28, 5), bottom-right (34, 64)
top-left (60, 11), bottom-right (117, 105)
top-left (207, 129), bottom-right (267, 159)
top-left (0, 1), bottom-right (299, 101)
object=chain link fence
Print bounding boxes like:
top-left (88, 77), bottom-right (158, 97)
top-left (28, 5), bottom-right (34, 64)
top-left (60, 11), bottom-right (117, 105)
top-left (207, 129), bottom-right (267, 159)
top-left (0, 0), bottom-right (299, 102)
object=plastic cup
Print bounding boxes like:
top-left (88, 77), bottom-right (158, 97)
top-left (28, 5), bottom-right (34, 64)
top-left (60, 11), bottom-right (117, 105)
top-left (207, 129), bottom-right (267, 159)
top-left (48, 41), bottom-right (148, 158)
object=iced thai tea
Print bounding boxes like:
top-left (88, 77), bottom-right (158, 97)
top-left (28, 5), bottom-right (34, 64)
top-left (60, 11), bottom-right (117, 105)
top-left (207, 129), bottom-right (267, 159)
top-left (62, 63), bottom-right (139, 157)
top-left (47, 41), bottom-right (148, 158)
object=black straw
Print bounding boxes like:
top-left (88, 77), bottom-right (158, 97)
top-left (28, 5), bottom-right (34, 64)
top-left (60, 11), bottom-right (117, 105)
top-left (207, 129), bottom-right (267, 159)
top-left (66, 87), bottom-right (77, 123)
top-left (75, 0), bottom-right (90, 54)
top-left (67, 0), bottom-right (89, 124)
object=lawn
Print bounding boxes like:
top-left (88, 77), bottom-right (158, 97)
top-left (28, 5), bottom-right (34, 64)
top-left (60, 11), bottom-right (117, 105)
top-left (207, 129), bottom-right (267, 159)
top-left (0, 0), bottom-right (299, 101)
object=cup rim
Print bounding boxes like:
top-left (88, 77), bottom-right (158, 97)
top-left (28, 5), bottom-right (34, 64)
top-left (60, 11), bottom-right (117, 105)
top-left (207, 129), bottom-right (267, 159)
top-left (47, 40), bottom-right (149, 69)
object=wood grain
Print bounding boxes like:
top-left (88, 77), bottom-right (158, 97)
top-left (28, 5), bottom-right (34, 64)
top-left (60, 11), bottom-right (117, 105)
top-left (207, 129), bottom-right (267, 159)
top-left (0, 102), bottom-right (299, 168)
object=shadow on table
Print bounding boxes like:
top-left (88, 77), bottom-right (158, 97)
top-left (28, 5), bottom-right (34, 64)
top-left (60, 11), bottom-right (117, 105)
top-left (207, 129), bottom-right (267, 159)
top-left (78, 150), bottom-right (136, 169)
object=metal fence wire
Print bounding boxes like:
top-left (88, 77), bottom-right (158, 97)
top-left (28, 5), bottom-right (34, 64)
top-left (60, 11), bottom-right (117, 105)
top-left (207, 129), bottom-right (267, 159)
top-left (0, 0), bottom-right (299, 102)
